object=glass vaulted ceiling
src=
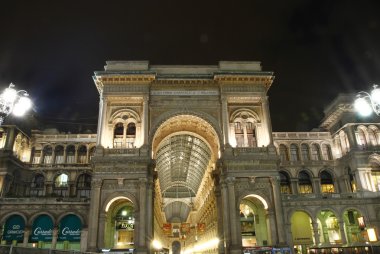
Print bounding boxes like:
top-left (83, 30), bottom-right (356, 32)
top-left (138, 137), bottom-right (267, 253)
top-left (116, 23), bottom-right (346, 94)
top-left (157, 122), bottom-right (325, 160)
top-left (156, 134), bottom-right (211, 199)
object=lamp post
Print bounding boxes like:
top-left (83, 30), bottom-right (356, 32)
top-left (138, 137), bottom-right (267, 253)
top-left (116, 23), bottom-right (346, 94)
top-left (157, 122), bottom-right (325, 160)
top-left (0, 83), bottom-right (32, 125)
top-left (354, 84), bottom-right (380, 116)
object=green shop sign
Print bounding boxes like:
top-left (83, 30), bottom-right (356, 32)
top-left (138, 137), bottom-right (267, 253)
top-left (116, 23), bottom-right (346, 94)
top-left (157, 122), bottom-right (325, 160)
top-left (30, 215), bottom-right (53, 242)
top-left (2, 215), bottom-right (25, 241)
top-left (58, 215), bottom-right (81, 241)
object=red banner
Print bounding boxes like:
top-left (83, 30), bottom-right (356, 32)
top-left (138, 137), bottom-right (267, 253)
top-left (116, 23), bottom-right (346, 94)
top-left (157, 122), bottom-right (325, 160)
top-left (163, 223), bottom-right (172, 235)
top-left (197, 223), bottom-right (205, 233)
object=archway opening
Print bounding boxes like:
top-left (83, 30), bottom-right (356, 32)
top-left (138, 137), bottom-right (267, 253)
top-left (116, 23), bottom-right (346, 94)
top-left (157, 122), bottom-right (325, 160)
top-left (291, 211), bottom-right (313, 254)
top-left (316, 210), bottom-right (341, 244)
top-left (152, 115), bottom-right (220, 254)
top-left (104, 197), bottom-right (135, 250)
top-left (240, 195), bottom-right (269, 247)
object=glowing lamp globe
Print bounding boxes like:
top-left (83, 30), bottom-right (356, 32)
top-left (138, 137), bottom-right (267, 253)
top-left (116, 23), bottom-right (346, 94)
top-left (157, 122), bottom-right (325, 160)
top-left (354, 97), bottom-right (372, 117)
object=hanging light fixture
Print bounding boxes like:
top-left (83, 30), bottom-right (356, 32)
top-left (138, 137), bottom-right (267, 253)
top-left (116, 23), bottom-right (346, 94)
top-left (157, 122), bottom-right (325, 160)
top-left (0, 83), bottom-right (32, 125)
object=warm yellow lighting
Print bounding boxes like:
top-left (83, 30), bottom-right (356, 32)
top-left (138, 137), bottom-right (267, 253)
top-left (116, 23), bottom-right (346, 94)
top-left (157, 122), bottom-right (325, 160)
top-left (121, 210), bottom-right (127, 216)
top-left (152, 239), bottom-right (163, 250)
top-left (245, 194), bottom-right (268, 210)
top-left (184, 238), bottom-right (219, 254)
top-left (367, 228), bottom-right (378, 242)
top-left (105, 196), bottom-right (133, 212)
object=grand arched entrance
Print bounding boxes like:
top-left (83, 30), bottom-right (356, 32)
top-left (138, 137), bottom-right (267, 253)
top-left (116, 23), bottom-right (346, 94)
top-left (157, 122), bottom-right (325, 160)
top-left (103, 197), bottom-right (136, 250)
top-left (151, 114), bottom-right (221, 254)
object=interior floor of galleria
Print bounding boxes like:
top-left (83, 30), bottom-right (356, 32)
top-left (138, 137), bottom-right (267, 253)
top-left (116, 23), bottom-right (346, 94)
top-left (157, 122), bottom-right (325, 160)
top-left (1, 61), bottom-right (380, 254)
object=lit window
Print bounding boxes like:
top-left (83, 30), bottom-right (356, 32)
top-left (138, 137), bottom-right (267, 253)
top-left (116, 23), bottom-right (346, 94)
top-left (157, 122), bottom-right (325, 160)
top-left (55, 174), bottom-right (68, 187)
top-left (320, 171), bottom-right (335, 193)
top-left (299, 171), bottom-right (313, 194)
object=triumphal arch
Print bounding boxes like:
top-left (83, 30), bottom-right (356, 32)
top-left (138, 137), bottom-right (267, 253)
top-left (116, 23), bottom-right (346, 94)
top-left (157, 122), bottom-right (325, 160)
top-left (88, 61), bottom-right (286, 254)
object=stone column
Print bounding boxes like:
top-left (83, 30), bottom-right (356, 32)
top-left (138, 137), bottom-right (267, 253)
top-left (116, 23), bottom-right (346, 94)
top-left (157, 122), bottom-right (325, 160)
top-left (4, 126), bottom-right (16, 151)
top-left (262, 96), bottom-right (273, 145)
top-left (80, 228), bottom-right (88, 252)
top-left (242, 123), bottom-right (248, 147)
top-left (96, 94), bottom-right (106, 145)
top-left (63, 145), bottom-right (67, 164)
top-left (23, 227), bottom-right (30, 247)
top-left (226, 177), bottom-right (240, 254)
top-left (146, 179), bottom-right (154, 251)
top-left (87, 179), bottom-right (102, 252)
top-left (214, 183), bottom-right (225, 254)
top-left (46, 182), bottom-right (53, 196)
top-left (142, 96), bottom-right (149, 146)
top-left (313, 177), bottom-right (321, 194)
top-left (270, 177), bottom-right (286, 244)
top-left (312, 221), bottom-right (320, 245)
top-left (51, 226), bottom-right (59, 249)
top-left (86, 146), bottom-right (90, 163)
top-left (74, 145), bottom-right (79, 164)
top-left (98, 212), bottom-right (106, 249)
top-left (290, 179), bottom-right (299, 195)
top-left (51, 146), bottom-right (56, 165)
top-left (221, 97), bottom-right (230, 146)
top-left (338, 220), bottom-right (347, 244)
top-left (284, 223), bottom-right (294, 250)
top-left (220, 180), bottom-right (231, 252)
top-left (136, 178), bottom-right (147, 253)
top-left (267, 210), bottom-right (277, 245)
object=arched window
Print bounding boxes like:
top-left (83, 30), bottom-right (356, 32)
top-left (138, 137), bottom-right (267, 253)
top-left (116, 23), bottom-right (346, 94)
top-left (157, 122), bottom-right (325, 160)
top-left (126, 123), bottom-right (136, 148)
top-left (321, 144), bottom-right (333, 160)
top-left (54, 173), bottom-right (69, 197)
top-left (78, 145), bottom-right (87, 163)
top-left (311, 144), bottom-right (321, 160)
top-left (279, 145), bottom-right (289, 162)
top-left (31, 147), bottom-right (41, 164)
top-left (320, 171), bottom-right (335, 193)
top-left (246, 122), bottom-right (257, 147)
top-left (301, 144), bottom-right (310, 161)
top-left (55, 146), bottom-right (64, 164)
top-left (30, 174), bottom-right (45, 197)
top-left (43, 146), bottom-right (53, 164)
top-left (279, 171), bottom-right (291, 194)
top-left (290, 144), bottom-right (299, 161)
top-left (77, 173), bottom-right (91, 198)
top-left (368, 128), bottom-right (377, 146)
top-left (33, 174), bottom-right (45, 188)
top-left (66, 145), bottom-right (75, 164)
top-left (298, 171), bottom-right (313, 194)
top-left (55, 173), bottom-right (68, 187)
top-left (114, 123), bottom-right (124, 148)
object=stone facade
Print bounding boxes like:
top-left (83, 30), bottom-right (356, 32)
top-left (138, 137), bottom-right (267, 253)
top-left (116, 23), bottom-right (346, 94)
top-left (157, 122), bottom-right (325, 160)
top-left (0, 62), bottom-right (380, 254)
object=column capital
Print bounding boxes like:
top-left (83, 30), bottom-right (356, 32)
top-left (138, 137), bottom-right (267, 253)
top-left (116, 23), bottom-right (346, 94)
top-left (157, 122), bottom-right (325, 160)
top-left (92, 179), bottom-right (103, 188)
top-left (225, 176), bottom-right (236, 185)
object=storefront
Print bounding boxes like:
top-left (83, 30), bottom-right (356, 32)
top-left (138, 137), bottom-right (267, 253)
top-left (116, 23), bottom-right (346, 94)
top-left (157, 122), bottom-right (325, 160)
top-left (57, 214), bottom-right (82, 250)
top-left (29, 214), bottom-right (53, 248)
top-left (1, 214), bottom-right (25, 245)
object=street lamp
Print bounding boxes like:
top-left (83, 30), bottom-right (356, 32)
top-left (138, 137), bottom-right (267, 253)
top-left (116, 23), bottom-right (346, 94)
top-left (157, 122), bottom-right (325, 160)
top-left (0, 83), bottom-right (32, 125)
top-left (354, 84), bottom-right (380, 117)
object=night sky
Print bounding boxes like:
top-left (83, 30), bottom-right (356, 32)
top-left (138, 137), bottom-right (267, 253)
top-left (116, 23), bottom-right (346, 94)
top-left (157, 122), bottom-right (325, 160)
top-left (1, 1), bottom-right (379, 132)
